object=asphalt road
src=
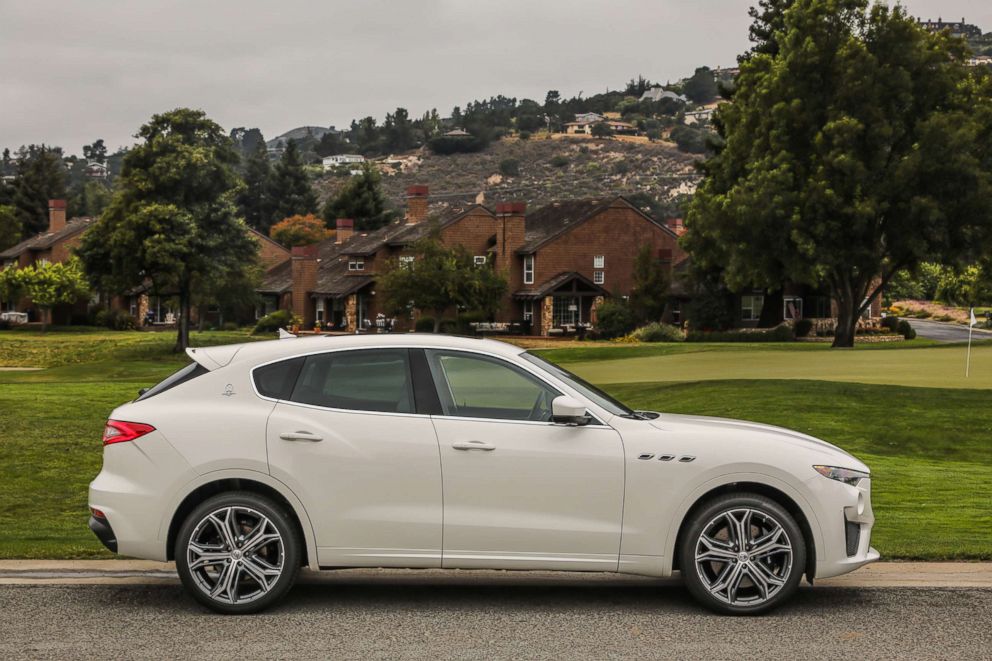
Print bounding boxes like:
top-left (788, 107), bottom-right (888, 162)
top-left (910, 318), bottom-right (992, 343)
top-left (2, 574), bottom-right (990, 660)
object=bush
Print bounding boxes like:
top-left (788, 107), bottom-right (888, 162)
top-left (794, 318), bottom-right (814, 337)
top-left (631, 322), bottom-right (684, 342)
top-left (94, 308), bottom-right (136, 331)
top-left (550, 155), bottom-right (569, 168)
top-left (684, 288), bottom-right (734, 331)
top-left (880, 315), bottom-right (900, 331)
top-left (518, 130), bottom-right (531, 140)
top-left (221, 321), bottom-right (239, 331)
top-left (897, 319), bottom-right (916, 340)
top-left (595, 299), bottom-right (637, 339)
top-left (499, 158), bottom-right (520, 177)
top-left (427, 134), bottom-right (489, 155)
top-left (252, 309), bottom-right (294, 335)
top-left (687, 322), bottom-right (795, 343)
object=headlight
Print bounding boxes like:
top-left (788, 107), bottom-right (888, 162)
top-left (813, 465), bottom-right (869, 486)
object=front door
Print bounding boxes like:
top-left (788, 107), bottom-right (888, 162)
top-left (424, 349), bottom-right (625, 571)
top-left (265, 348), bottom-right (442, 568)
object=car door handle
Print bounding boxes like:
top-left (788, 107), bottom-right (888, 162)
top-left (279, 431), bottom-right (323, 442)
top-left (451, 440), bottom-right (495, 451)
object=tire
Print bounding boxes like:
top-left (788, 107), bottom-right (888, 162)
top-left (679, 493), bottom-right (806, 615)
top-left (175, 491), bottom-right (301, 614)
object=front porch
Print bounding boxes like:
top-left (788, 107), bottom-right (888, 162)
top-left (514, 272), bottom-right (609, 337)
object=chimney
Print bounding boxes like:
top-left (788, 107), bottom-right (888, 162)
top-left (666, 217), bottom-right (686, 236)
top-left (290, 246), bottom-right (319, 326)
top-left (335, 218), bottom-right (354, 244)
top-left (405, 185), bottom-right (429, 224)
top-left (48, 199), bottom-right (67, 233)
top-left (494, 201), bottom-right (527, 270)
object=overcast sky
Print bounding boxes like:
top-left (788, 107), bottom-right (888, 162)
top-left (2, 0), bottom-right (990, 154)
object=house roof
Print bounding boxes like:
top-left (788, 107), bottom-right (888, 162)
top-left (514, 271), bottom-right (610, 299)
top-left (257, 259), bottom-right (293, 295)
top-left (312, 261), bottom-right (374, 297)
top-left (0, 217), bottom-right (94, 260)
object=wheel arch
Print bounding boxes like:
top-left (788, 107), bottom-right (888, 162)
top-left (667, 475), bottom-right (821, 583)
top-left (163, 471), bottom-right (318, 570)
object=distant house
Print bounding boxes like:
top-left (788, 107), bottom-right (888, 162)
top-left (322, 154), bottom-right (365, 170)
top-left (83, 161), bottom-right (108, 178)
top-left (443, 128), bottom-right (472, 137)
top-left (564, 118), bottom-right (637, 135)
top-left (967, 55), bottom-right (992, 67)
top-left (918, 17), bottom-right (983, 39)
top-left (573, 112), bottom-right (604, 123)
top-left (640, 87), bottom-right (688, 104)
top-left (684, 108), bottom-right (715, 125)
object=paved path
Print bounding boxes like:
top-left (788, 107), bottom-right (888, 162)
top-left (910, 318), bottom-right (992, 343)
top-left (1, 565), bottom-right (990, 659)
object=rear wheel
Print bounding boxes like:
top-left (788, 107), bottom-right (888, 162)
top-left (175, 492), bottom-right (301, 614)
top-left (679, 493), bottom-right (805, 615)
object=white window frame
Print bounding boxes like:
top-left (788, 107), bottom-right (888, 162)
top-left (741, 294), bottom-right (763, 321)
top-left (315, 298), bottom-right (325, 323)
top-left (348, 258), bottom-right (365, 271)
top-left (398, 255), bottom-right (415, 269)
top-left (522, 300), bottom-right (533, 321)
top-left (593, 271), bottom-right (605, 285)
top-left (783, 296), bottom-right (803, 321)
top-left (523, 255), bottom-right (534, 284)
top-left (473, 255), bottom-right (487, 266)
top-left (593, 255), bottom-right (605, 269)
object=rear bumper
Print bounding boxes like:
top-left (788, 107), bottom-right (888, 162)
top-left (88, 515), bottom-right (117, 553)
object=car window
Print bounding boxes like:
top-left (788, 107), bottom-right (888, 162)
top-left (425, 350), bottom-right (560, 422)
top-left (135, 362), bottom-right (208, 401)
top-left (253, 357), bottom-right (304, 400)
top-left (289, 349), bottom-right (414, 414)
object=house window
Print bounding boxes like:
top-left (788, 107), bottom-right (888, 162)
top-left (522, 300), bottom-right (533, 321)
top-left (399, 255), bottom-right (415, 269)
top-left (523, 255), bottom-right (534, 285)
top-left (315, 298), bottom-right (325, 323)
top-left (552, 296), bottom-right (580, 327)
top-left (783, 296), bottom-right (803, 320)
top-left (473, 255), bottom-right (487, 266)
top-left (741, 295), bottom-right (763, 321)
top-left (348, 258), bottom-right (364, 271)
top-left (593, 255), bottom-right (605, 269)
top-left (593, 271), bottom-right (605, 285)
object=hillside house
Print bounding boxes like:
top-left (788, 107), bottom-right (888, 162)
top-left (322, 154), bottom-right (365, 170)
top-left (918, 17), bottom-right (982, 39)
top-left (258, 186), bottom-right (688, 335)
top-left (640, 87), bottom-right (688, 104)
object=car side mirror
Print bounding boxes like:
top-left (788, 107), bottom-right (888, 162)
top-left (551, 395), bottom-right (591, 426)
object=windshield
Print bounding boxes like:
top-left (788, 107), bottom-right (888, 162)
top-left (521, 352), bottom-right (635, 417)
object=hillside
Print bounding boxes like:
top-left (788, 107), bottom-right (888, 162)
top-left (314, 135), bottom-right (701, 215)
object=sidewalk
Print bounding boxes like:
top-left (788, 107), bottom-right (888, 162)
top-left (1, 560), bottom-right (990, 587)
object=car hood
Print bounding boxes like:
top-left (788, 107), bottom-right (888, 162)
top-left (647, 413), bottom-right (866, 470)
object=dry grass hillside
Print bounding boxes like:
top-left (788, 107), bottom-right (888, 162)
top-left (315, 136), bottom-right (701, 215)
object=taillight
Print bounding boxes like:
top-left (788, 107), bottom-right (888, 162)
top-left (103, 420), bottom-right (156, 445)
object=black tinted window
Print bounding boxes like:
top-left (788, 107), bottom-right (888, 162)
top-left (289, 349), bottom-right (414, 414)
top-left (136, 362), bottom-right (208, 401)
top-left (253, 357), bottom-right (304, 400)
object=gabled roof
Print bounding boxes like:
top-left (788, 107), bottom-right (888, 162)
top-left (514, 271), bottom-right (610, 299)
top-left (341, 205), bottom-right (488, 256)
top-left (258, 259), bottom-right (292, 295)
top-left (0, 217), bottom-right (94, 260)
top-left (516, 196), bottom-right (678, 255)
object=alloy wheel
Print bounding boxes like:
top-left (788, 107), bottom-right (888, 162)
top-left (186, 505), bottom-right (285, 605)
top-left (693, 507), bottom-right (793, 606)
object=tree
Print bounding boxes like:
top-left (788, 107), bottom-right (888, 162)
top-left (11, 145), bottom-right (66, 235)
top-left (684, 0), bottom-right (992, 347)
top-left (590, 122), bottom-right (614, 138)
top-left (78, 108), bottom-right (258, 351)
top-left (238, 141), bottom-right (273, 232)
top-left (322, 163), bottom-right (394, 231)
top-left (0, 204), bottom-right (21, 251)
top-left (270, 214), bottom-right (332, 247)
top-left (20, 257), bottom-right (89, 331)
top-left (383, 107), bottom-right (417, 152)
top-left (745, 0), bottom-right (794, 58)
top-left (682, 67), bottom-right (718, 104)
top-left (267, 140), bottom-right (317, 224)
top-left (378, 230), bottom-right (507, 332)
top-left (628, 245), bottom-right (671, 323)
top-left (0, 263), bottom-right (28, 308)
top-left (67, 179), bottom-right (112, 219)
top-left (670, 125), bottom-right (710, 154)
top-left (229, 127), bottom-right (265, 157)
top-left (82, 139), bottom-right (108, 164)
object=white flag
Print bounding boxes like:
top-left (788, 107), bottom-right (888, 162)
top-left (970, 308), bottom-right (978, 327)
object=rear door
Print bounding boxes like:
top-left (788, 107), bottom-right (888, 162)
top-left (263, 348), bottom-right (443, 568)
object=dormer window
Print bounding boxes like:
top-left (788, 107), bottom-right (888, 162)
top-left (348, 258), bottom-right (365, 271)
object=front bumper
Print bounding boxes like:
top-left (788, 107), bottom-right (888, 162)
top-left (808, 474), bottom-right (880, 579)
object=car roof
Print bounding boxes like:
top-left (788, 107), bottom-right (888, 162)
top-left (186, 333), bottom-right (527, 370)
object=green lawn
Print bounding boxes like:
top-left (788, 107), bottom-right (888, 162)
top-left (0, 330), bottom-right (989, 560)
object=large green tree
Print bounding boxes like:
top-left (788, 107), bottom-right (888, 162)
top-left (11, 145), bottom-right (67, 236)
top-left (267, 140), bottom-right (317, 224)
top-left (682, 67), bottom-right (718, 104)
top-left (322, 163), bottom-right (394, 231)
top-left (238, 141), bottom-right (274, 232)
top-left (628, 244), bottom-right (671, 324)
top-left (20, 257), bottom-right (89, 331)
top-left (379, 231), bottom-right (507, 333)
top-left (78, 108), bottom-right (258, 351)
top-left (0, 204), bottom-right (21, 251)
top-left (684, 0), bottom-right (992, 347)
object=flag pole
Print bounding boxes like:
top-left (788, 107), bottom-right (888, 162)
top-left (966, 307), bottom-right (976, 378)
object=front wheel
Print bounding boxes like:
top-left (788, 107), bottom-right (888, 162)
top-left (175, 492), bottom-right (301, 614)
top-left (679, 493), bottom-right (806, 615)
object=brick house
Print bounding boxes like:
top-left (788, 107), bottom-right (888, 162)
top-left (258, 186), bottom-right (688, 334)
top-left (0, 199), bottom-right (94, 323)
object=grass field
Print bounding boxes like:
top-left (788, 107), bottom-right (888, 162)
top-left (0, 330), bottom-right (989, 560)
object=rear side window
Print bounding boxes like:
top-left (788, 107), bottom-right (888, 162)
top-left (288, 349), bottom-right (414, 414)
top-left (253, 357), bottom-right (304, 400)
top-left (136, 362), bottom-right (208, 401)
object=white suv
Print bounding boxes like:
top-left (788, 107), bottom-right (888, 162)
top-left (89, 334), bottom-right (878, 614)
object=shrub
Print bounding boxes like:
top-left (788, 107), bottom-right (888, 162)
top-left (427, 134), bottom-right (489, 155)
top-left (631, 322), bottom-right (684, 342)
top-left (897, 319), bottom-right (916, 340)
top-left (221, 321), bottom-right (239, 331)
top-left (595, 299), bottom-right (637, 339)
top-left (684, 288), bottom-right (734, 331)
top-left (252, 309), bottom-right (294, 335)
top-left (499, 158), bottom-right (520, 177)
top-left (550, 155), bottom-right (569, 168)
top-left (94, 308), bottom-right (136, 331)
top-left (415, 317), bottom-right (435, 333)
top-left (794, 318), bottom-right (813, 337)
top-left (880, 315), bottom-right (900, 332)
top-left (518, 130), bottom-right (531, 140)
top-left (687, 322), bottom-right (794, 343)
